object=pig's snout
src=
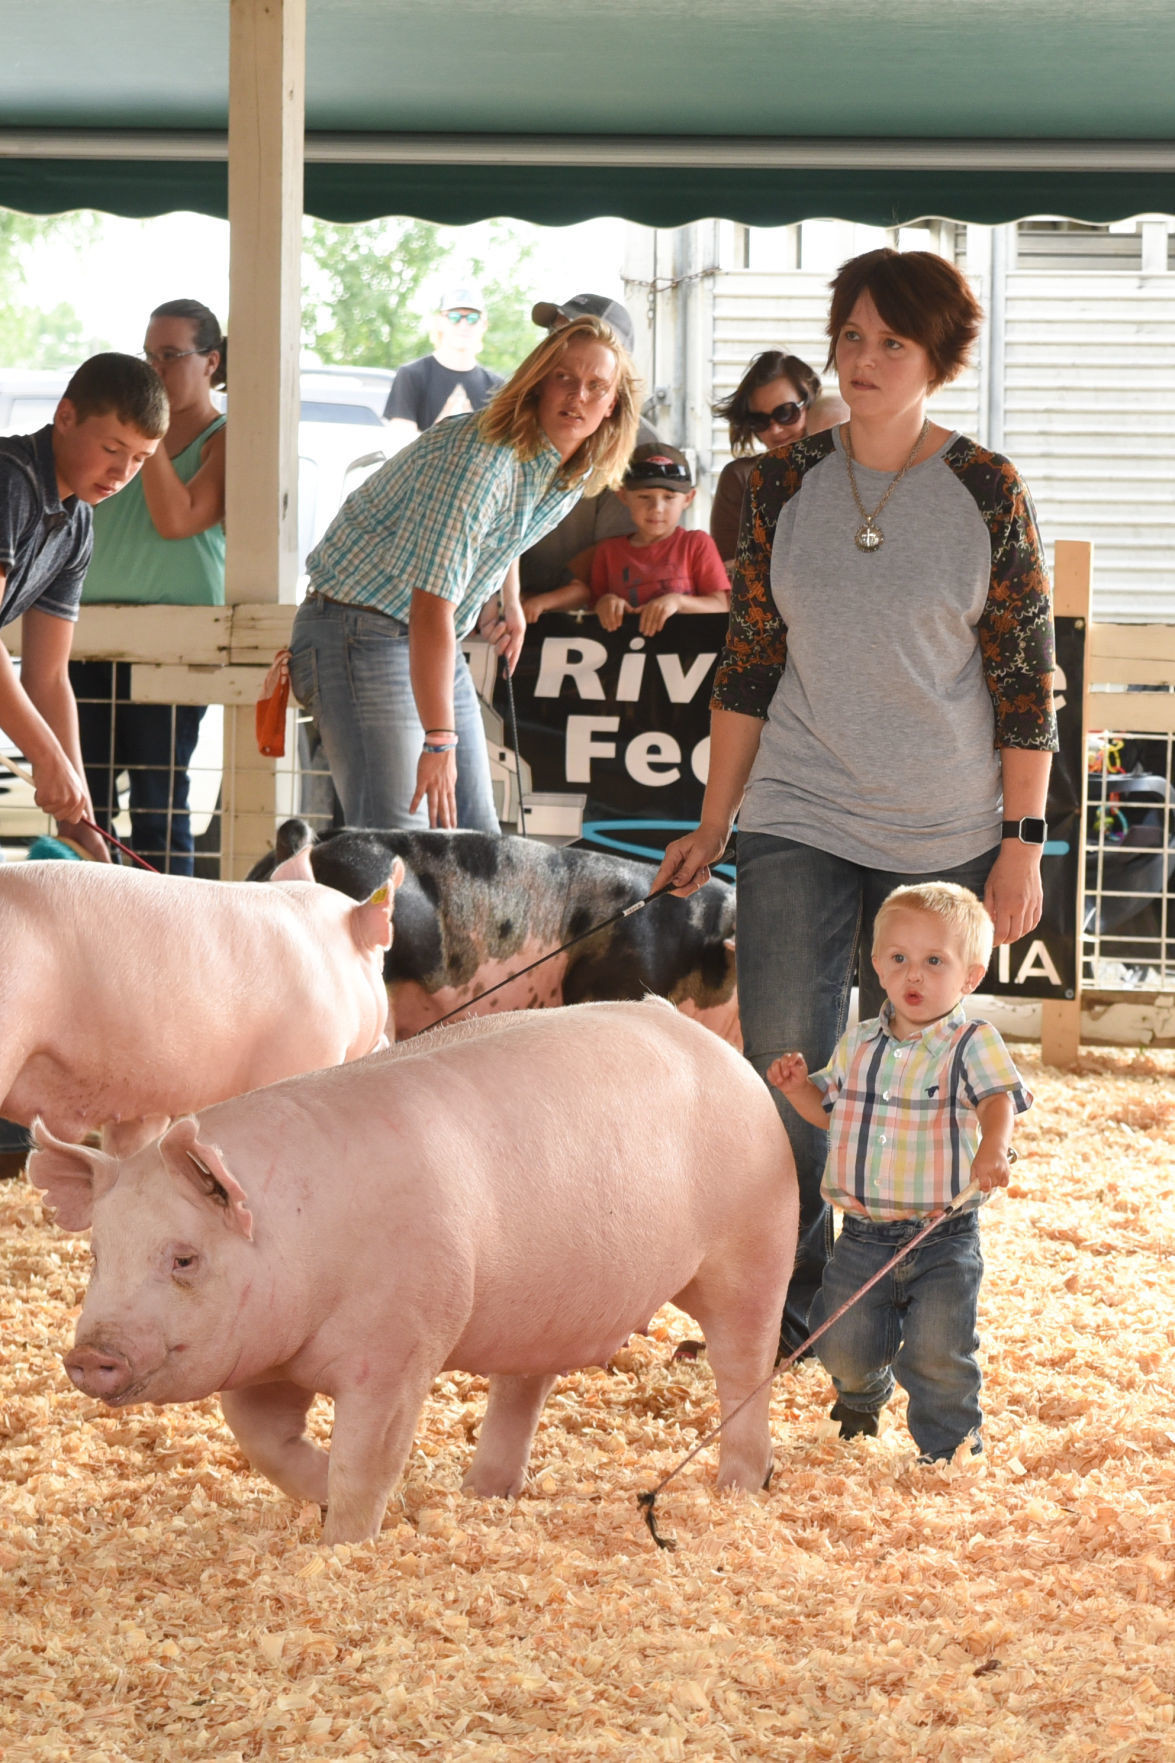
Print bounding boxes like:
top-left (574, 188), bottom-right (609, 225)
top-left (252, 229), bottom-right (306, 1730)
top-left (64, 1343), bottom-right (134, 1401)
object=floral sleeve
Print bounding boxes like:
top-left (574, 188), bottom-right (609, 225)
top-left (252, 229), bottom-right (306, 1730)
top-left (943, 439), bottom-right (1059, 752)
top-left (710, 434), bottom-right (833, 718)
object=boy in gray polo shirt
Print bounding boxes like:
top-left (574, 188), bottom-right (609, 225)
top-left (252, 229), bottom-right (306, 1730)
top-left (0, 352), bottom-right (167, 860)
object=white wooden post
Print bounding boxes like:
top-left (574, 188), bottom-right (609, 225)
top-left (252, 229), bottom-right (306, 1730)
top-left (221, 0), bottom-right (305, 877)
top-left (1040, 539), bottom-right (1092, 1068)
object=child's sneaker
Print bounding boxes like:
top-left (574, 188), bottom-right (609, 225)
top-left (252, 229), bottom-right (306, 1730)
top-left (916, 1438), bottom-right (983, 1466)
top-left (830, 1401), bottom-right (880, 1440)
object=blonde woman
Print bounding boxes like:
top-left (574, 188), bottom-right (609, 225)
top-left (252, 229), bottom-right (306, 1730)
top-left (290, 316), bottom-right (640, 831)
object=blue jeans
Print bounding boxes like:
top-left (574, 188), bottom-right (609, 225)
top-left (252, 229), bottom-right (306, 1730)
top-left (736, 831), bottom-right (1000, 1355)
top-left (809, 1209), bottom-right (984, 1460)
top-left (71, 660), bottom-right (206, 875)
top-left (288, 595), bottom-right (499, 833)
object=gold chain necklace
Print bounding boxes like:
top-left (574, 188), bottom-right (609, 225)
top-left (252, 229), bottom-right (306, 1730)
top-left (843, 417), bottom-right (931, 553)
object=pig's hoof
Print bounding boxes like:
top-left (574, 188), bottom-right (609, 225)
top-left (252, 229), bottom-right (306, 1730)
top-left (716, 1454), bottom-right (774, 1495)
top-left (461, 1468), bottom-right (524, 1500)
top-left (671, 1339), bottom-right (707, 1363)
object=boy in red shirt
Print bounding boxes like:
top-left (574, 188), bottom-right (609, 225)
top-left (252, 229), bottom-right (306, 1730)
top-left (524, 444), bottom-right (730, 635)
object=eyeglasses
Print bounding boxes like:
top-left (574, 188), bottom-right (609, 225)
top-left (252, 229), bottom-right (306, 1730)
top-left (625, 459), bottom-right (692, 487)
top-left (443, 311), bottom-right (482, 326)
top-left (142, 347), bottom-right (208, 366)
top-left (745, 399), bottom-right (808, 433)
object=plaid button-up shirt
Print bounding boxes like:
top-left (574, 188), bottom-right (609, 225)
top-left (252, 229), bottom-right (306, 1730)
top-left (812, 1003), bottom-right (1031, 1221)
top-left (305, 412), bottom-right (582, 639)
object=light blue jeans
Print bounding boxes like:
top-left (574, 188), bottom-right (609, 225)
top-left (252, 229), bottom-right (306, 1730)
top-left (809, 1208), bottom-right (985, 1460)
top-left (288, 594), bottom-right (499, 833)
top-left (735, 831), bottom-right (1000, 1356)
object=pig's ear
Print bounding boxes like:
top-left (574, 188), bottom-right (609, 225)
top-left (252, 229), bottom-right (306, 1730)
top-left (271, 846), bottom-right (316, 884)
top-left (159, 1118), bottom-right (254, 1241)
top-left (350, 857), bottom-right (402, 954)
top-left (26, 1118), bottom-right (119, 1232)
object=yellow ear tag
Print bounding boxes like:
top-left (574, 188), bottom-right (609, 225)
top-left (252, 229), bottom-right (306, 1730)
top-left (369, 884), bottom-right (391, 906)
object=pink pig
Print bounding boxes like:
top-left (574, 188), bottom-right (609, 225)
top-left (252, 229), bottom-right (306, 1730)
top-left (1, 859), bottom-right (400, 1154)
top-left (31, 1000), bottom-right (798, 1545)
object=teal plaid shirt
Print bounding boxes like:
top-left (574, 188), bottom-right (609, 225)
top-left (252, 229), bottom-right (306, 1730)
top-left (812, 1003), bottom-right (1031, 1221)
top-left (305, 413), bottom-right (582, 638)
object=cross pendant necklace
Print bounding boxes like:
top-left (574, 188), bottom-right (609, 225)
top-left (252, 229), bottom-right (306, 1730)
top-left (843, 417), bottom-right (931, 554)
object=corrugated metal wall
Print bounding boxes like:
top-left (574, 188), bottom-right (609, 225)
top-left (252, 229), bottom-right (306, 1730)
top-left (1003, 273), bottom-right (1175, 623)
top-left (703, 252), bottom-right (1175, 623)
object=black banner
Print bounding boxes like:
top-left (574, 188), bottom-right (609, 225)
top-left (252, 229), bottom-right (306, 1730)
top-left (498, 611), bottom-right (1084, 1001)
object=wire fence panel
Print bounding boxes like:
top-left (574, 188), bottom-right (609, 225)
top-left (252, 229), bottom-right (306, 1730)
top-left (1084, 725), bottom-right (1175, 987)
top-left (0, 686), bottom-right (339, 875)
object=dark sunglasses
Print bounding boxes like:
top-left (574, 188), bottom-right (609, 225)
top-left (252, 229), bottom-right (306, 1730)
top-left (745, 399), bottom-right (807, 433)
top-left (625, 459), bottom-right (692, 487)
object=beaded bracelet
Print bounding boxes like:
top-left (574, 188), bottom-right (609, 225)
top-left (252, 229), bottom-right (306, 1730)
top-left (422, 738), bottom-right (459, 754)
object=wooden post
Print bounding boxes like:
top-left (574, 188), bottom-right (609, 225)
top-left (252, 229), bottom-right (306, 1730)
top-left (220, 0), bottom-right (306, 877)
top-left (1040, 539), bottom-right (1092, 1068)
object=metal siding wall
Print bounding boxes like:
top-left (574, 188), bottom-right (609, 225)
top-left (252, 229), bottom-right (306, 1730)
top-left (706, 263), bottom-right (1175, 623)
top-left (1004, 273), bottom-right (1175, 623)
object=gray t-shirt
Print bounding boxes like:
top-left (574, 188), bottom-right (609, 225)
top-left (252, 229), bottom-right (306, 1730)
top-left (742, 429), bottom-right (1005, 871)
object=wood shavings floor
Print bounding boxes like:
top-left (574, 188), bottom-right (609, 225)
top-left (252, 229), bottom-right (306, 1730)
top-left (2, 1046), bottom-right (1173, 1762)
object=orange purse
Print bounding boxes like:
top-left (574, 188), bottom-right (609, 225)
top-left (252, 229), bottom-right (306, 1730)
top-left (256, 648), bottom-right (291, 757)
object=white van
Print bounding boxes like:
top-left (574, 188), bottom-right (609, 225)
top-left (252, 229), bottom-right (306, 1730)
top-left (0, 368), bottom-right (71, 436)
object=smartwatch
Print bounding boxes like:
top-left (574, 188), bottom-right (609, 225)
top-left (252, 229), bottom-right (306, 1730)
top-left (1001, 817), bottom-right (1047, 846)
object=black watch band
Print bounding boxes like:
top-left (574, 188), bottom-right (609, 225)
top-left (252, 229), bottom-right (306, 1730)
top-left (1001, 817), bottom-right (1046, 845)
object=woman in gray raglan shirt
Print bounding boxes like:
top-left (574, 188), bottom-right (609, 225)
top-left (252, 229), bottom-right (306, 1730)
top-left (655, 248), bottom-right (1058, 1358)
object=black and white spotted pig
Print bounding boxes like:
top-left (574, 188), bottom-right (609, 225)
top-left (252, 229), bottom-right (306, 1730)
top-left (249, 820), bottom-right (739, 1044)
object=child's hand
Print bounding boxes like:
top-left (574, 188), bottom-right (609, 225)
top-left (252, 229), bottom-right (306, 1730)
top-left (969, 1142), bottom-right (1012, 1192)
top-left (595, 594), bottom-right (627, 632)
top-left (638, 594), bottom-right (683, 635)
top-left (766, 1052), bottom-right (810, 1097)
top-left (523, 595), bottom-right (548, 624)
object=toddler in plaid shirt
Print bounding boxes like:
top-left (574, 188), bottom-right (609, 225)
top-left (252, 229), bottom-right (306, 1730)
top-left (768, 882), bottom-right (1030, 1463)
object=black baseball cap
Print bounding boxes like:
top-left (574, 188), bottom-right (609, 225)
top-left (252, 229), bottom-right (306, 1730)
top-left (531, 293), bottom-right (635, 355)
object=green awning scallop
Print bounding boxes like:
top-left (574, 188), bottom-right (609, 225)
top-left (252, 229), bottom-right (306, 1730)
top-left (2, 0), bottom-right (1173, 226)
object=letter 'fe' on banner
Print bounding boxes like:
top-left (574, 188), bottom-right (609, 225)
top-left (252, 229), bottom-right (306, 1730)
top-left (498, 612), bottom-right (1082, 1003)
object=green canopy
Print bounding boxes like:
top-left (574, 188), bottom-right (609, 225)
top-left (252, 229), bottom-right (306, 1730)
top-left (3, 0), bottom-right (1173, 224)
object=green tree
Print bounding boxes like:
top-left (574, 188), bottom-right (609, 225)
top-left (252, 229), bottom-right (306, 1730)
top-left (0, 210), bottom-right (110, 367)
top-left (302, 218), bottom-right (451, 367)
top-left (466, 223), bottom-right (541, 376)
top-left (0, 300), bottom-right (94, 369)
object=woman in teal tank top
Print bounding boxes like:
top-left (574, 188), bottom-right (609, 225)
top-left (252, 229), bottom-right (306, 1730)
top-left (71, 300), bottom-right (227, 872)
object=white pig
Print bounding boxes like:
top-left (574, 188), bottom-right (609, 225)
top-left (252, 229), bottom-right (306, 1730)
top-left (31, 1000), bottom-right (798, 1545)
top-left (1, 859), bottom-right (400, 1154)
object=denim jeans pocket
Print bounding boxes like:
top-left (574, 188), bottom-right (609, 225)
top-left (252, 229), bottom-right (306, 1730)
top-left (288, 643), bottom-right (318, 711)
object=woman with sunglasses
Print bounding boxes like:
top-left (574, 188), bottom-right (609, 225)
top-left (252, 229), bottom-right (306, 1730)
top-left (656, 250), bottom-right (1056, 1361)
top-left (709, 350), bottom-right (822, 569)
top-left (70, 299), bottom-right (227, 872)
top-left (290, 316), bottom-right (640, 832)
